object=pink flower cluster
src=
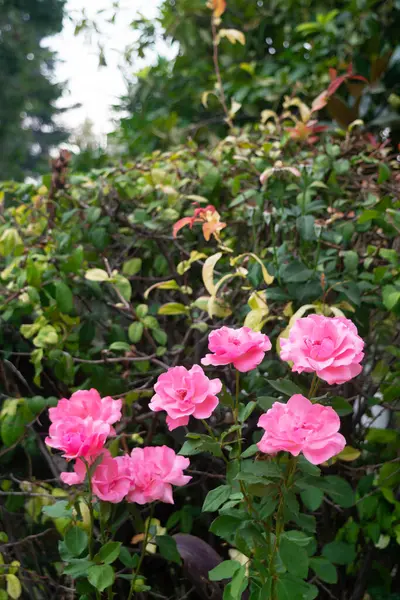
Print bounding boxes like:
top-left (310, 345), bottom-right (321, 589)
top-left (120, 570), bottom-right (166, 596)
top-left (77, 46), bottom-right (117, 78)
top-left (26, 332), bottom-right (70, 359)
top-left (147, 316), bottom-right (363, 465)
top-left (46, 389), bottom-right (190, 504)
top-left (47, 315), bottom-right (364, 489)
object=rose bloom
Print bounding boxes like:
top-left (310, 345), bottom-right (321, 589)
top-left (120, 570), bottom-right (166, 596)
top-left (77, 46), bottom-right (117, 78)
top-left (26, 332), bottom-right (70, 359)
top-left (201, 326), bottom-right (272, 372)
top-left (49, 389), bottom-right (122, 434)
top-left (149, 365), bottom-right (222, 430)
top-left (61, 450), bottom-right (131, 503)
top-left (257, 394), bottom-right (346, 465)
top-left (280, 315), bottom-right (364, 384)
top-left (124, 446), bottom-right (191, 504)
top-left (45, 417), bottom-right (111, 460)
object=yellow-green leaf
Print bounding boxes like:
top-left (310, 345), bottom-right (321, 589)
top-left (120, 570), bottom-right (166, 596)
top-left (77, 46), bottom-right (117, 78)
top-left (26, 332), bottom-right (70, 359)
top-left (218, 28), bottom-right (246, 45)
top-left (144, 280), bottom-right (180, 299)
top-left (85, 268), bottom-right (109, 282)
top-left (6, 574), bottom-right (22, 599)
top-left (337, 446), bottom-right (361, 462)
top-left (202, 252), bottom-right (222, 296)
top-left (158, 302), bottom-right (189, 316)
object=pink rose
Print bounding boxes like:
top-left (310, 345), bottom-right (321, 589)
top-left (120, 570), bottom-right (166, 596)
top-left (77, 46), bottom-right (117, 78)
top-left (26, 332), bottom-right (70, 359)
top-left (201, 326), bottom-right (272, 372)
top-left (257, 394), bottom-right (346, 465)
top-left (280, 315), bottom-right (364, 384)
top-left (49, 389), bottom-right (122, 434)
top-left (45, 417), bottom-right (110, 460)
top-left (149, 365), bottom-right (222, 430)
top-left (124, 446), bottom-right (191, 504)
top-left (61, 450), bottom-right (131, 503)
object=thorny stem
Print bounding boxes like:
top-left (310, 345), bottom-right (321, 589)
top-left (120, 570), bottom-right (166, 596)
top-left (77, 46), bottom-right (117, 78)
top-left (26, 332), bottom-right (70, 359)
top-left (211, 16), bottom-right (233, 128)
top-left (234, 370), bottom-right (242, 456)
top-left (309, 372), bottom-right (320, 399)
top-left (128, 505), bottom-right (154, 600)
top-left (84, 461), bottom-right (101, 600)
top-left (84, 461), bottom-right (95, 560)
top-left (270, 455), bottom-right (299, 599)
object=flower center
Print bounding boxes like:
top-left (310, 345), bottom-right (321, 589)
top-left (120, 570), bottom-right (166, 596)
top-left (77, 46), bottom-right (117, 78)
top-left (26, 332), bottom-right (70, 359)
top-left (305, 337), bottom-right (334, 360)
top-left (176, 388), bottom-right (188, 400)
top-left (228, 337), bottom-right (241, 346)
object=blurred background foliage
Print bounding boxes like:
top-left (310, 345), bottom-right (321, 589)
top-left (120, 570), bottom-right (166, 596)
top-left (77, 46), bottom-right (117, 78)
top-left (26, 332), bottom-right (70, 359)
top-left (0, 0), bottom-right (68, 180)
top-left (112, 0), bottom-right (400, 157)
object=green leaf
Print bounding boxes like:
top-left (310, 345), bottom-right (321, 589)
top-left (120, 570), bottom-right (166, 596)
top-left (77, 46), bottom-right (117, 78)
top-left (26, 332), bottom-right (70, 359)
top-left (87, 564), bottom-right (115, 591)
top-left (63, 559), bottom-right (94, 578)
top-left (280, 537), bottom-right (309, 578)
top-left (210, 515), bottom-right (243, 541)
top-left (282, 530), bottom-right (313, 547)
top-left (119, 546), bottom-right (136, 568)
top-left (296, 216), bottom-right (315, 241)
top-left (259, 495), bottom-right (278, 518)
top-left (156, 535), bottom-right (181, 565)
top-left (55, 281), bottom-right (74, 314)
top-left (109, 341), bottom-right (131, 351)
top-left (112, 275), bottom-right (132, 302)
top-left (238, 460), bottom-right (282, 479)
top-left (122, 258), bottom-right (142, 276)
top-left (229, 565), bottom-right (248, 599)
top-left (343, 250), bottom-right (358, 274)
top-left (378, 162), bottom-right (391, 184)
top-left (42, 500), bottom-right (73, 519)
top-left (94, 541), bottom-right (121, 565)
top-left (300, 486), bottom-right (324, 511)
top-left (179, 437), bottom-right (222, 457)
top-left (85, 268), bottom-right (109, 282)
top-left (321, 476), bottom-right (355, 508)
top-left (257, 396), bottom-right (276, 411)
top-left (241, 444), bottom-right (258, 458)
top-left (382, 285), bottom-right (400, 311)
top-left (152, 328), bottom-right (167, 345)
top-left (267, 380), bottom-right (303, 396)
top-left (203, 485), bottom-right (231, 512)
top-left (128, 322), bottom-right (144, 343)
top-left (238, 401), bottom-right (257, 423)
top-left (6, 574), bottom-right (22, 600)
top-left (209, 560), bottom-right (241, 581)
top-left (322, 541), bottom-right (356, 565)
top-left (331, 397), bottom-right (353, 416)
top-left (64, 527), bottom-right (88, 557)
top-left (158, 302), bottom-right (189, 315)
top-left (1, 413), bottom-right (25, 446)
top-left (309, 557), bottom-right (338, 584)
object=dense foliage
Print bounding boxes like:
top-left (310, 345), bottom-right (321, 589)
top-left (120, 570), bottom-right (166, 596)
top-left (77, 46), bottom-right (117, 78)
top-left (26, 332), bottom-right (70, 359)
top-left (114, 0), bottom-right (400, 155)
top-left (1, 1), bottom-right (400, 599)
top-left (0, 0), bottom-right (67, 180)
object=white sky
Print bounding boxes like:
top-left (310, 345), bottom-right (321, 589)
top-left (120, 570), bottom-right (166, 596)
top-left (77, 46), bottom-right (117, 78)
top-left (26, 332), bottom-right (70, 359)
top-left (46, 0), bottom-right (174, 139)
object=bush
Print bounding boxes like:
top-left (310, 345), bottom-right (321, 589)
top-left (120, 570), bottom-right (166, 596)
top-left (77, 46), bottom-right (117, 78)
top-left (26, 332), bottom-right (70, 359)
top-left (0, 3), bottom-right (400, 599)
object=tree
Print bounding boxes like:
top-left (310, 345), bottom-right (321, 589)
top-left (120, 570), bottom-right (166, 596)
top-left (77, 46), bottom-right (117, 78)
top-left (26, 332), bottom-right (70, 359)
top-left (112, 0), bottom-right (400, 156)
top-left (0, 0), bottom-right (67, 180)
